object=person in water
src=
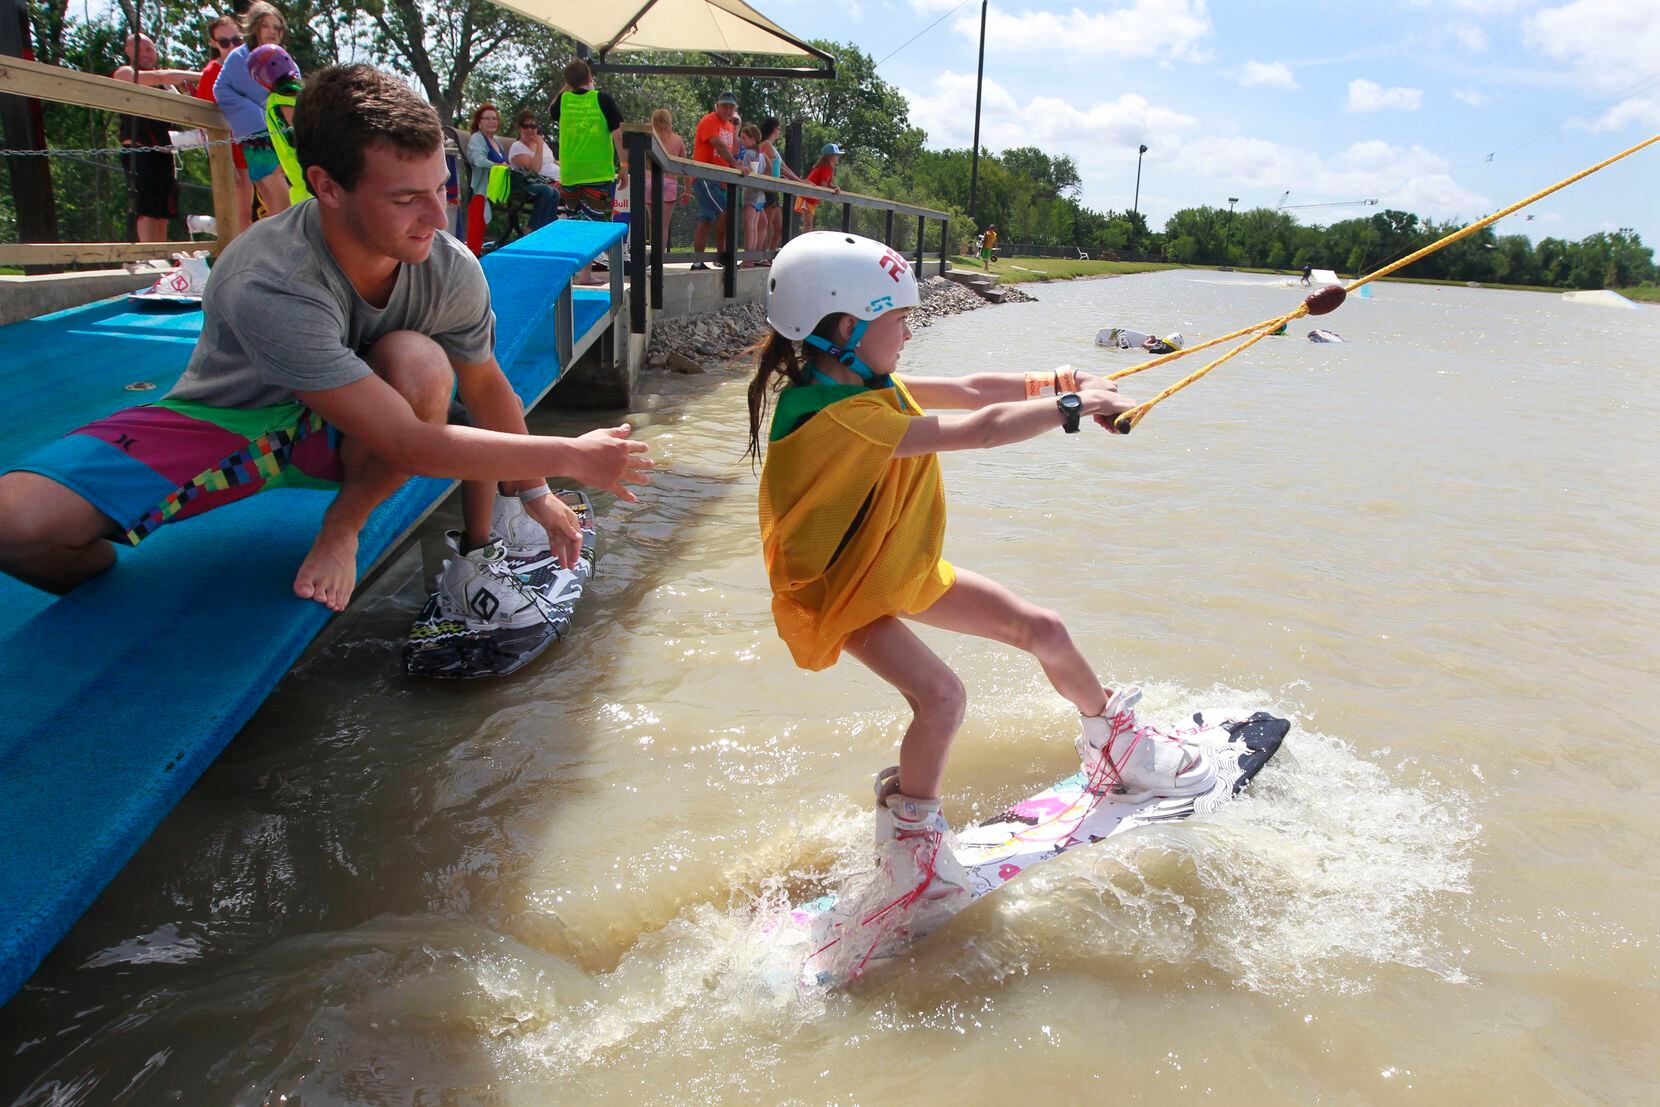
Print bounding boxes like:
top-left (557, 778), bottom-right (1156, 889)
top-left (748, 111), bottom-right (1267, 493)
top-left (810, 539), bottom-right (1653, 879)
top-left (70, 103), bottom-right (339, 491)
top-left (746, 232), bottom-right (1219, 951)
top-left (0, 65), bottom-right (653, 617)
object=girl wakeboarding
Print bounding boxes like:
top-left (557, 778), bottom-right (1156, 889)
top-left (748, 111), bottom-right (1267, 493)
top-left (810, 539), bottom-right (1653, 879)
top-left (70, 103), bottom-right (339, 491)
top-left (746, 232), bottom-right (1219, 954)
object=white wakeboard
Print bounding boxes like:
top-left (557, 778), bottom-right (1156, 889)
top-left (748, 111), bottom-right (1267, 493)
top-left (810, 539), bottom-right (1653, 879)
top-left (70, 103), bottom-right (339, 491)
top-left (783, 709), bottom-right (1290, 986)
top-left (1095, 327), bottom-right (1184, 353)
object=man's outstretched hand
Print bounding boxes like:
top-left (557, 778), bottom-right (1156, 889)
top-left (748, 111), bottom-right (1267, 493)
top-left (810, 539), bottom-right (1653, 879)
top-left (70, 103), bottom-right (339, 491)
top-left (575, 424), bottom-right (655, 501)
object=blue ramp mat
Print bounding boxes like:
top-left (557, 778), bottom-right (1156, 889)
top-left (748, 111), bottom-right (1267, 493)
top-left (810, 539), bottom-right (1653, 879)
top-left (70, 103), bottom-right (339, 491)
top-left (0, 218), bottom-right (621, 1002)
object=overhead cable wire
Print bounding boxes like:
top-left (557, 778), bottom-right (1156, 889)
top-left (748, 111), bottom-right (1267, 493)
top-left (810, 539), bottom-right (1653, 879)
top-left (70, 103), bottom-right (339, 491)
top-left (875, 0), bottom-right (975, 69)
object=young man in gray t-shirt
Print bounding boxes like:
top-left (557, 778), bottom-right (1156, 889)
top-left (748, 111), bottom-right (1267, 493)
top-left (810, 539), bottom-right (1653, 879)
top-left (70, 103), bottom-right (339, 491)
top-left (0, 65), bottom-right (652, 623)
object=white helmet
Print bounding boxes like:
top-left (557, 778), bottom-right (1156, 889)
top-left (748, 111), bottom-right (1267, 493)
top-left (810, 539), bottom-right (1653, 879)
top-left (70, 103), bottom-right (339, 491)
top-left (766, 232), bottom-right (920, 379)
top-left (766, 231), bottom-right (920, 337)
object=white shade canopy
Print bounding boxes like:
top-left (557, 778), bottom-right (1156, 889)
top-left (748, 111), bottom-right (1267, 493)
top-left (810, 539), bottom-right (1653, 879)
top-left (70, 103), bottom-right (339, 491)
top-left (489, 0), bottom-right (820, 58)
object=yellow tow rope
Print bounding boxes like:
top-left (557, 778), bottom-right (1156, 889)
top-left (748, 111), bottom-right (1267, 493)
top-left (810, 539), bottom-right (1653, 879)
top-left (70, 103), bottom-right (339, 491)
top-left (1107, 130), bottom-right (1660, 433)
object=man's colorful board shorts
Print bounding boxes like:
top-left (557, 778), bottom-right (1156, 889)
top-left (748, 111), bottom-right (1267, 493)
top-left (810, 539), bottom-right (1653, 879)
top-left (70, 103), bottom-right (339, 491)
top-left (7, 398), bottom-right (343, 546)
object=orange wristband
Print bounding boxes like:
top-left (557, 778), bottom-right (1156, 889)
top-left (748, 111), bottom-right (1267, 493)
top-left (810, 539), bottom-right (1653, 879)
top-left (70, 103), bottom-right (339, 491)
top-left (1055, 367), bottom-right (1078, 393)
top-left (1024, 372), bottom-right (1050, 398)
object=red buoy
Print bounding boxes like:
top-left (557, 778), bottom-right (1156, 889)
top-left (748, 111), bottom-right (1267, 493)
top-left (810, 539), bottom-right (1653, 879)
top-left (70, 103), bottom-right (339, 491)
top-left (1304, 284), bottom-right (1346, 315)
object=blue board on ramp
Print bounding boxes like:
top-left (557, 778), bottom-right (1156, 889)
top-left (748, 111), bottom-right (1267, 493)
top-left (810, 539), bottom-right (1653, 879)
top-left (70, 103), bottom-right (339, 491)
top-left (0, 218), bottom-right (627, 1003)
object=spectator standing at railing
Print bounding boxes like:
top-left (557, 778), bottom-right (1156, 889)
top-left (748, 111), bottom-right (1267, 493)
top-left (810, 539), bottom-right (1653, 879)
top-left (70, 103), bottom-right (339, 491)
top-left (690, 91), bottom-right (750, 270)
top-left (757, 116), bottom-right (804, 254)
top-left (737, 123), bottom-right (769, 267)
top-left (507, 111), bottom-right (562, 232)
top-left (981, 224), bottom-right (998, 271)
top-left (192, 14), bottom-right (254, 233)
top-left (110, 33), bottom-right (199, 244)
top-left (213, 2), bottom-right (295, 218)
top-left (552, 58), bottom-right (625, 222)
top-left (463, 103), bottom-right (507, 256)
top-left (645, 108), bottom-right (689, 253)
top-left (793, 143), bottom-right (842, 233)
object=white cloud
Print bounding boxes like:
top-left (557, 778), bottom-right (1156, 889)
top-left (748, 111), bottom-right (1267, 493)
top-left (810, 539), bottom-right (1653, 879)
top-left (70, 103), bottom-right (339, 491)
top-left (1450, 88), bottom-right (1488, 106)
top-left (1232, 60), bottom-right (1298, 90)
top-left (1346, 79), bottom-right (1424, 112)
top-left (1451, 23), bottom-right (1487, 50)
top-left (902, 71), bottom-right (1196, 153)
top-left (1168, 137), bottom-right (1489, 219)
top-left (1523, 0), bottom-right (1660, 132)
top-left (1582, 96), bottom-right (1660, 133)
top-left (1526, 0), bottom-right (1660, 75)
top-left (953, 0), bottom-right (1213, 63)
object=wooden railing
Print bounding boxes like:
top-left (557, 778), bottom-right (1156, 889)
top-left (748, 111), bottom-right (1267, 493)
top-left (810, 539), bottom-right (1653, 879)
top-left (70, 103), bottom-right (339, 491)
top-left (620, 123), bottom-right (951, 335)
top-left (0, 55), bottom-right (238, 266)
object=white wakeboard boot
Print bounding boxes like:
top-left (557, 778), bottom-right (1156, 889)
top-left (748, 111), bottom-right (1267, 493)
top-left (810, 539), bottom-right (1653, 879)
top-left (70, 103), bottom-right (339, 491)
top-left (860, 767), bottom-right (974, 957)
top-left (435, 533), bottom-right (555, 631)
top-left (490, 493), bottom-right (554, 565)
top-left (1077, 686), bottom-right (1218, 801)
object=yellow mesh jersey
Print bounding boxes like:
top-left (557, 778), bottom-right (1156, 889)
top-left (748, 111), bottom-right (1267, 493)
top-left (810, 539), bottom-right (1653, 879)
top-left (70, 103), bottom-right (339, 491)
top-left (758, 376), bottom-right (955, 671)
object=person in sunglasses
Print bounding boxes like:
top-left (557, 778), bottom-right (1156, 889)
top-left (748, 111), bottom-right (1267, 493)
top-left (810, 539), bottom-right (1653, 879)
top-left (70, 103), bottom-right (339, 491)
top-left (506, 112), bottom-right (561, 231)
top-left (192, 13), bottom-right (253, 232)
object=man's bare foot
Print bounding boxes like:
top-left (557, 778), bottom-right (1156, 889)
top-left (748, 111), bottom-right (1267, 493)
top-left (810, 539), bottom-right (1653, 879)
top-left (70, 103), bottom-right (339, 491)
top-left (293, 523), bottom-right (359, 612)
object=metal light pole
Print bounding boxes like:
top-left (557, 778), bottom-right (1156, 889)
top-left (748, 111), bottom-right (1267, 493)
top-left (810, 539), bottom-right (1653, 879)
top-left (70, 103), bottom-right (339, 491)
top-left (1225, 196), bottom-right (1239, 267)
top-left (1132, 143), bottom-right (1147, 220)
top-left (966, 0), bottom-right (988, 226)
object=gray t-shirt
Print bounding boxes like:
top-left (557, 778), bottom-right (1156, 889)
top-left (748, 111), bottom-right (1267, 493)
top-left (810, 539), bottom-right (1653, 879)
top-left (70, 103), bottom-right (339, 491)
top-left (167, 200), bottom-right (495, 409)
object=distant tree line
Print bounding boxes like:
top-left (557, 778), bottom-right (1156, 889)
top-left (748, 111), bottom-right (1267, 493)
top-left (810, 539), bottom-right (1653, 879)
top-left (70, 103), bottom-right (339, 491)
top-left (3, 3), bottom-right (1654, 289)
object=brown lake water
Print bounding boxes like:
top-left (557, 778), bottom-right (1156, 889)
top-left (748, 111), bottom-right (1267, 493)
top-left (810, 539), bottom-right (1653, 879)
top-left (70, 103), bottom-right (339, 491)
top-left (4, 271), bottom-right (1658, 1104)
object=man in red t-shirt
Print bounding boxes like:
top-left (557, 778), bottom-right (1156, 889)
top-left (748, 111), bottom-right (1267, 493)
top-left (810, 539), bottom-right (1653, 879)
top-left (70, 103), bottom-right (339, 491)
top-left (690, 90), bottom-right (749, 269)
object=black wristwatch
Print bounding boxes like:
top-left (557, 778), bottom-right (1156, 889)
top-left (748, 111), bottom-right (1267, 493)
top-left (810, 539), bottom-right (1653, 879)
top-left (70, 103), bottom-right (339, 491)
top-left (1056, 392), bottom-right (1083, 434)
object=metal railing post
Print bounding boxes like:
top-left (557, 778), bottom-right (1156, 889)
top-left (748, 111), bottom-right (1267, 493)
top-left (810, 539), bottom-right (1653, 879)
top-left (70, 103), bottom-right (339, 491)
top-left (627, 131), bottom-right (648, 335)
top-left (915, 215), bottom-right (925, 272)
top-left (723, 182), bottom-right (738, 298)
top-left (884, 209), bottom-right (895, 247)
top-left (841, 203), bottom-right (852, 233)
top-left (940, 218), bottom-right (948, 276)
top-left (649, 141), bottom-right (665, 310)
top-left (785, 119), bottom-right (804, 243)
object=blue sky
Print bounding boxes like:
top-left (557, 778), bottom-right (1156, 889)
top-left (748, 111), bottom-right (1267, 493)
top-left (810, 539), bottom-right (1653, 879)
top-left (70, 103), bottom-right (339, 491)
top-left (764, 0), bottom-right (1660, 246)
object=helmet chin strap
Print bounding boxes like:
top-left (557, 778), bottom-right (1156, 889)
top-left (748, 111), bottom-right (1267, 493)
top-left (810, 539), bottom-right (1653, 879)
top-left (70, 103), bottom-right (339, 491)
top-left (804, 319), bottom-right (889, 386)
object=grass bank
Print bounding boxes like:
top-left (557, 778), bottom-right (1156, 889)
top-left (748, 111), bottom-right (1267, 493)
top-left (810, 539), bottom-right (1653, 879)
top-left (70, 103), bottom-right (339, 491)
top-left (949, 255), bottom-right (1178, 283)
top-left (963, 255), bottom-right (1657, 303)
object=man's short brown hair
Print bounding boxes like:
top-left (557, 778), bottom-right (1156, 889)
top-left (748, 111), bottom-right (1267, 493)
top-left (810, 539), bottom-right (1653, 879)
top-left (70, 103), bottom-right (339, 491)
top-left (294, 65), bottom-right (442, 191)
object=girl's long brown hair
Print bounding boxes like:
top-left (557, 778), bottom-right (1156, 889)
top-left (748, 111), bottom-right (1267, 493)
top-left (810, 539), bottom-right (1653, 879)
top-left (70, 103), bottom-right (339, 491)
top-left (745, 315), bottom-right (843, 465)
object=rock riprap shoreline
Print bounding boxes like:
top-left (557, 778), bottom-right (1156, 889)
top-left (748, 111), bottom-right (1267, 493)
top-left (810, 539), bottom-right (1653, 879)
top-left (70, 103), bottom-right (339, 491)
top-left (646, 275), bottom-right (1036, 373)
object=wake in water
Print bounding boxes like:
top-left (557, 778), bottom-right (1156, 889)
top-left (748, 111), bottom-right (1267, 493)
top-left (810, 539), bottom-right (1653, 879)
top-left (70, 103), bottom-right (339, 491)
top-left (488, 681), bottom-right (1477, 1084)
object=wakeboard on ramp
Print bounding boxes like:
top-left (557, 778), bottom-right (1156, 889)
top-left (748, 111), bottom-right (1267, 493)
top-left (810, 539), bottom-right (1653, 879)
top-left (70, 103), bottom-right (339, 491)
top-left (403, 490), bottom-right (596, 679)
top-left (785, 707), bottom-right (1290, 986)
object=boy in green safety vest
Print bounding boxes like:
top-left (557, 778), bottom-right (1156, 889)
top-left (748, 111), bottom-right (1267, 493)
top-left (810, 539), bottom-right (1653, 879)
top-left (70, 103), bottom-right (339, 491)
top-left (248, 43), bottom-right (310, 204)
top-left (553, 57), bottom-right (625, 222)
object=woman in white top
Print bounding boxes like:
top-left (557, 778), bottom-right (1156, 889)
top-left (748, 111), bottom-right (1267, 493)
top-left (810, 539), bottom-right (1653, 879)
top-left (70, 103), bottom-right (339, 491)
top-left (507, 110), bottom-right (561, 231)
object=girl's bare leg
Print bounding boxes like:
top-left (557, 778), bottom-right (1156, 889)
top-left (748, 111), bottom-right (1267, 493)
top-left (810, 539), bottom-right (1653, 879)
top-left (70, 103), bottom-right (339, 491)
top-left (844, 616), bottom-right (965, 800)
top-left (909, 567), bottom-right (1109, 716)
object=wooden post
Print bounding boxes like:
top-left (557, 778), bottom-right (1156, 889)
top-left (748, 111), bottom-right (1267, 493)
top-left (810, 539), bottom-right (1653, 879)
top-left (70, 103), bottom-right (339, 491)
top-left (206, 129), bottom-right (238, 254)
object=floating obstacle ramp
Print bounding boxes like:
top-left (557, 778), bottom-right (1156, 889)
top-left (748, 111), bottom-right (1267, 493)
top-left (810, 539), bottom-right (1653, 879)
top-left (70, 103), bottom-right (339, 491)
top-left (0, 219), bottom-right (626, 1003)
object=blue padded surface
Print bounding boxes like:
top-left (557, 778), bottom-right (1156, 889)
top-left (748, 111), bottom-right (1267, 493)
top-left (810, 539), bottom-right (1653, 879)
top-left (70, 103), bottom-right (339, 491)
top-left (0, 219), bottom-right (619, 1002)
